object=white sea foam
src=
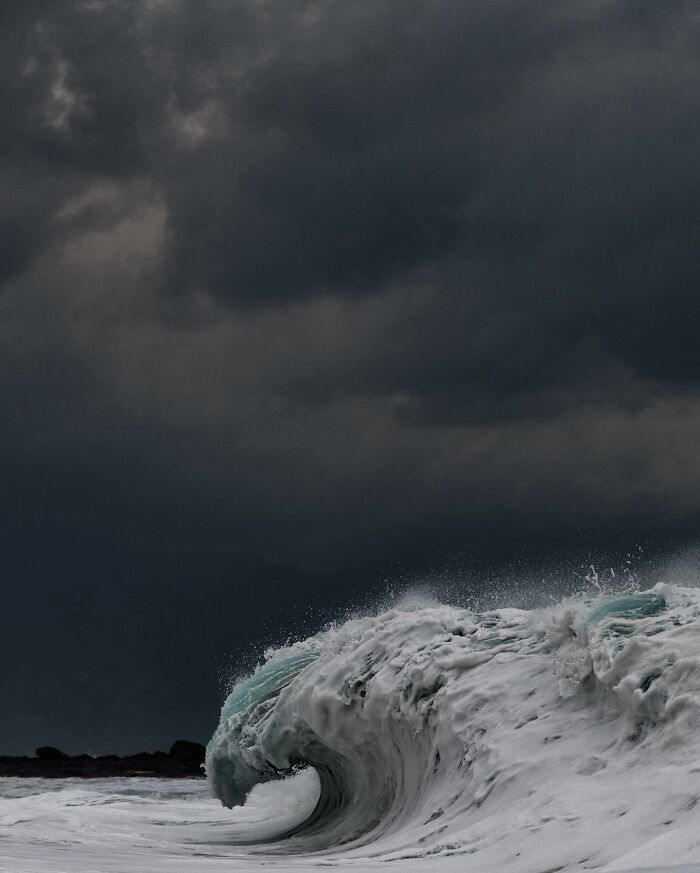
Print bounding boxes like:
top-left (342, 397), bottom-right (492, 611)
top-left (3, 583), bottom-right (700, 871)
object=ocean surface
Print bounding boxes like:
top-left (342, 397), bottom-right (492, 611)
top-left (3, 583), bottom-right (700, 872)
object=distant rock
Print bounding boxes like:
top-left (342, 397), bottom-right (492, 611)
top-left (169, 740), bottom-right (206, 759)
top-left (35, 746), bottom-right (69, 760)
top-left (0, 741), bottom-right (206, 778)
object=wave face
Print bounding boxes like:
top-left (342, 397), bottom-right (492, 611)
top-left (206, 584), bottom-right (700, 866)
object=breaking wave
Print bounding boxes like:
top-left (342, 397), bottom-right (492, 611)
top-left (206, 582), bottom-right (700, 865)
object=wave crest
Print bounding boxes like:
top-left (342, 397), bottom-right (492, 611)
top-left (206, 584), bottom-right (700, 859)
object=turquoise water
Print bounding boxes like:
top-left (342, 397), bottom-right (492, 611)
top-left (587, 592), bottom-right (666, 627)
top-left (220, 652), bottom-right (320, 721)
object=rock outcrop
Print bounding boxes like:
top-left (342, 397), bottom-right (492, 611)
top-left (0, 741), bottom-right (206, 778)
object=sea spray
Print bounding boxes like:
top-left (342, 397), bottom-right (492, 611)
top-left (206, 583), bottom-right (700, 865)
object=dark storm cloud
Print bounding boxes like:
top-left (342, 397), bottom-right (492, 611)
top-left (6, 0), bottom-right (698, 408)
top-left (2, 0), bottom-right (700, 754)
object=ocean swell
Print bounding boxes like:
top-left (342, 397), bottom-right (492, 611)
top-left (206, 583), bottom-right (700, 861)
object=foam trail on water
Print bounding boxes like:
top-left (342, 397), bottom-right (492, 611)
top-left (206, 582), bottom-right (700, 868)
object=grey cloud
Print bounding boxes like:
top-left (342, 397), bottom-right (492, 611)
top-left (155, 0), bottom-right (699, 406)
top-left (1, 0), bottom-right (700, 754)
top-left (2, 0), bottom-right (699, 559)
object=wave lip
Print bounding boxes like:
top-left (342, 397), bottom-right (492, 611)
top-left (206, 584), bottom-right (700, 862)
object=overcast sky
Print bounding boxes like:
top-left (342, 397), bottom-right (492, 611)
top-left (2, 0), bottom-right (699, 754)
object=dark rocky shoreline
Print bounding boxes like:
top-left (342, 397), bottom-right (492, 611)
top-left (0, 740), bottom-right (206, 778)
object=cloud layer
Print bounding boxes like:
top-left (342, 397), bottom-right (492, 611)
top-left (2, 0), bottom-right (699, 752)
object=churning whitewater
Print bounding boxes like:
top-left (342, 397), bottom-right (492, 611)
top-left (4, 583), bottom-right (700, 873)
top-left (205, 583), bottom-right (700, 869)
